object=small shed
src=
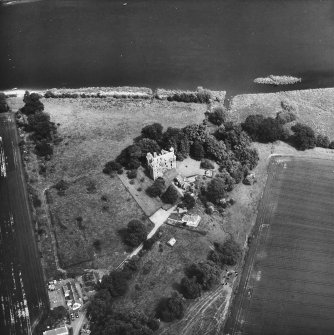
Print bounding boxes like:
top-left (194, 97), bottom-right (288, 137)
top-left (167, 238), bottom-right (176, 247)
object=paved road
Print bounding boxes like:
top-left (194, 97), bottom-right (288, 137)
top-left (0, 113), bottom-right (48, 334)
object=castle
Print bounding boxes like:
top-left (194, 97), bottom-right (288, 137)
top-left (146, 147), bottom-right (176, 180)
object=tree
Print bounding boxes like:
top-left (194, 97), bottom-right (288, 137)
top-left (204, 135), bottom-right (229, 163)
top-left (242, 114), bottom-right (265, 141)
top-left (122, 256), bottom-right (140, 276)
top-left (216, 169), bottom-right (235, 192)
top-left (0, 93), bottom-right (9, 113)
top-left (180, 193), bottom-right (196, 210)
top-left (146, 177), bottom-right (165, 197)
top-left (180, 277), bottom-right (201, 299)
top-left (156, 292), bottom-right (185, 322)
top-left (141, 123), bottom-right (163, 141)
top-left (116, 144), bottom-right (142, 169)
top-left (27, 111), bottom-right (54, 141)
top-left (183, 124), bottom-right (208, 145)
top-left (329, 141), bottom-right (334, 149)
top-left (233, 145), bottom-right (259, 170)
top-left (206, 177), bottom-right (227, 203)
top-left (103, 160), bottom-right (122, 174)
top-left (208, 238), bottom-right (241, 267)
top-left (221, 160), bottom-right (244, 184)
top-left (190, 141), bottom-right (204, 161)
top-left (186, 261), bottom-right (220, 290)
top-left (98, 271), bottom-right (129, 297)
top-left (21, 91), bottom-right (44, 115)
top-left (124, 220), bottom-right (147, 247)
top-left (87, 289), bottom-right (113, 322)
top-left (161, 127), bottom-right (190, 160)
top-left (316, 134), bottom-right (330, 148)
top-left (216, 122), bottom-right (251, 150)
top-left (161, 185), bottom-right (179, 204)
top-left (276, 111), bottom-right (296, 124)
top-left (35, 140), bottom-right (53, 157)
top-left (200, 158), bottom-right (215, 170)
top-left (208, 107), bottom-right (227, 126)
top-left (258, 117), bottom-right (288, 143)
top-left (137, 138), bottom-right (161, 157)
top-left (291, 123), bottom-right (316, 150)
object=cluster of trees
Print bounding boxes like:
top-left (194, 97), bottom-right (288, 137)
top-left (242, 112), bottom-right (334, 151)
top-left (0, 93), bottom-right (9, 113)
top-left (88, 257), bottom-right (160, 335)
top-left (20, 91), bottom-right (57, 157)
top-left (208, 238), bottom-right (241, 267)
top-left (123, 219), bottom-right (148, 248)
top-left (167, 90), bottom-right (212, 103)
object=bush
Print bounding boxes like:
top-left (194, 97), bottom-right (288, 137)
top-left (122, 256), bottom-right (140, 275)
top-left (53, 180), bottom-right (69, 191)
top-left (200, 158), bottom-right (215, 170)
top-left (32, 193), bottom-right (42, 208)
top-left (161, 185), bottom-right (179, 204)
top-left (141, 123), bottom-right (163, 141)
top-left (196, 89), bottom-right (212, 103)
top-left (124, 220), bottom-right (147, 247)
top-left (156, 292), bottom-right (185, 322)
top-left (291, 123), bottom-right (316, 150)
top-left (93, 239), bottom-right (102, 252)
top-left (190, 141), bottom-right (205, 161)
top-left (208, 107), bottom-right (227, 126)
top-left (0, 93), bottom-right (9, 113)
top-left (316, 134), bottom-right (330, 148)
top-left (180, 277), bottom-right (201, 299)
top-left (127, 169), bottom-right (137, 179)
top-left (146, 177), bottom-right (165, 197)
top-left (281, 99), bottom-right (296, 112)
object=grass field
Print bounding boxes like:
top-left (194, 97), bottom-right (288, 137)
top-left (225, 156), bottom-right (334, 335)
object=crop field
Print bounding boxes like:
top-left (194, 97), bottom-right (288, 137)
top-left (225, 156), bottom-right (334, 335)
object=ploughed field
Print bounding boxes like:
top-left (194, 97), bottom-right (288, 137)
top-left (225, 156), bottom-right (334, 335)
top-left (0, 113), bottom-right (48, 334)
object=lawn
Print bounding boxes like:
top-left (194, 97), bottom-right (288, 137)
top-left (225, 156), bottom-right (334, 335)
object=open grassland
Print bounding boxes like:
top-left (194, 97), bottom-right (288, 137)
top-left (225, 156), bottom-right (334, 335)
top-left (7, 97), bottom-right (208, 274)
top-left (230, 87), bottom-right (334, 138)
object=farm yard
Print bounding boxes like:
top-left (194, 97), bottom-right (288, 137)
top-left (225, 156), bottom-right (334, 335)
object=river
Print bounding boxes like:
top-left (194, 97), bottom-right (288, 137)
top-left (0, 0), bottom-right (334, 94)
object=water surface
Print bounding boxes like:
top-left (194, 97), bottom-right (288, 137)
top-left (1, 0), bottom-right (334, 94)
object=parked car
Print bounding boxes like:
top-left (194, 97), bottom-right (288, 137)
top-left (75, 312), bottom-right (79, 318)
top-left (70, 313), bottom-right (75, 321)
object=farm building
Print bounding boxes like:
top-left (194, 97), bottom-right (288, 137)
top-left (182, 214), bottom-right (201, 227)
top-left (43, 326), bottom-right (69, 335)
top-left (146, 147), bottom-right (176, 180)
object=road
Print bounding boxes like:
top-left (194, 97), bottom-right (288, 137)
top-left (0, 113), bottom-right (48, 334)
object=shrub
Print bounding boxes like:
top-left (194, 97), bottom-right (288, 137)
top-left (316, 134), bottom-right (330, 148)
top-left (196, 89), bottom-right (212, 103)
top-left (53, 180), bottom-right (69, 191)
top-left (156, 292), bottom-right (185, 322)
top-left (200, 158), bottom-right (214, 170)
top-left (190, 141), bottom-right (205, 161)
top-left (208, 107), bottom-right (227, 126)
top-left (281, 99), bottom-right (296, 112)
top-left (124, 220), bottom-right (147, 247)
top-left (32, 194), bottom-right (42, 208)
top-left (180, 277), bottom-right (201, 299)
top-left (141, 123), bottom-right (163, 141)
top-left (122, 256), bottom-right (140, 275)
top-left (93, 239), bottom-right (102, 252)
top-left (291, 123), bottom-right (316, 150)
top-left (161, 185), bottom-right (179, 204)
top-left (127, 169), bottom-right (137, 179)
top-left (146, 177), bottom-right (166, 197)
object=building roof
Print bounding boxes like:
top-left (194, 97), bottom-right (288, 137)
top-left (182, 214), bottom-right (201, 227)
top-left (43, 326), bottom-right (68, 335)
top-left (167, 238), bottom-right (176, 246)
